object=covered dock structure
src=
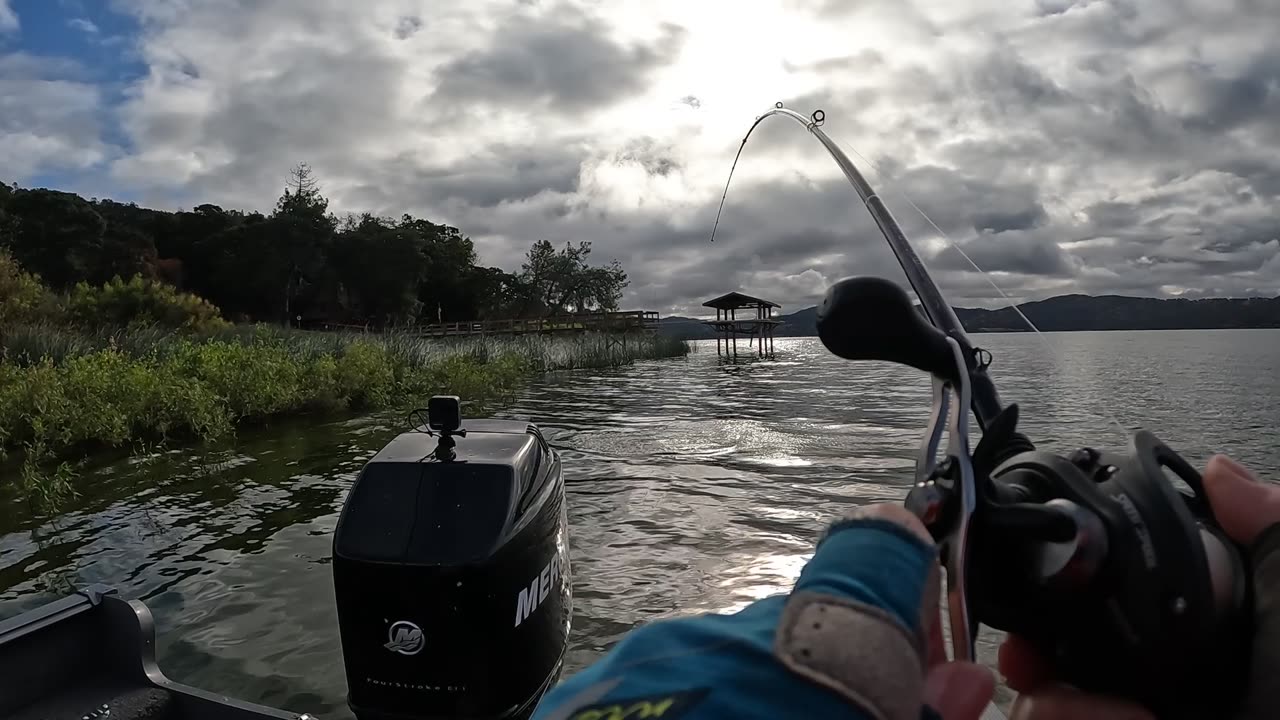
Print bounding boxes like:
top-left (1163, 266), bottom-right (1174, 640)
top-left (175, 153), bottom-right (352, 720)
top-left (702, 292), bottom-right (781, 359)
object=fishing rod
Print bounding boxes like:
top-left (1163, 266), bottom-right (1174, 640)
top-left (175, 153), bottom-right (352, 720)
top-left (711, 103), bottom-right (1009, 434)
top-left (714, 102), bottom-right (1256, 720)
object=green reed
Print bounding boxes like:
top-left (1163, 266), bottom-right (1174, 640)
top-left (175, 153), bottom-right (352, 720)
top-left (0, 325), bottom-right (689, 511)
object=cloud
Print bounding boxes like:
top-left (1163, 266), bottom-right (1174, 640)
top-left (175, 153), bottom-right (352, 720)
top-left (67, 17), bottom-right (100, 35)
top-left (0, 1), bottom-right (16, 34)
top-left (5, 0), bottom-right (1280, 316)
top-left (0, 54), bottom-right (114, 177)
top-left (430, 6), bottom-right (686, 115)
top-left (393, 15), bottom-right (422, 40)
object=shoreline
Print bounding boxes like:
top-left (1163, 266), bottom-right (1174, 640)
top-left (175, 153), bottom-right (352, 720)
top-left (0, 326), bottom-right (690, 511)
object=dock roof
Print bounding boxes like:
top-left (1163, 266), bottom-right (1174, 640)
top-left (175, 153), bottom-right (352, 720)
top-left (701, 291), bottom-right (781, 310)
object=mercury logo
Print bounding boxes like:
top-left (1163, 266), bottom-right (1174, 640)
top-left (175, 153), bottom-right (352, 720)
top-left (514, 553), bottom-right (562, 627)
top-left (385, 620), bottom-right (425, 656)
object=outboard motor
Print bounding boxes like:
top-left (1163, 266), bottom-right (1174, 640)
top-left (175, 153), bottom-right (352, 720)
top-left (332, 396), bottom-right (572, 720)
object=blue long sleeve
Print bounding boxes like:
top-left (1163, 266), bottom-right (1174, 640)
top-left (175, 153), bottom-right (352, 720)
top-left (532, 516), bottom-right (939, 720)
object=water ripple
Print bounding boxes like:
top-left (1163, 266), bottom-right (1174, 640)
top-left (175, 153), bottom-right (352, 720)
top-left (0, 332), bottom-right (1277, 718)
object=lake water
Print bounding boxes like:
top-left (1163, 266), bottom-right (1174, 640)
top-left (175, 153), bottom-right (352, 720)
top-left (2, 331), bottom-right (1278, 717)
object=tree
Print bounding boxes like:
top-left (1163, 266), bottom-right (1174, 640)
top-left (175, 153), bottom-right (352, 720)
top-left (271, 163), bottom-right (336, 326)
top-left (468, 266), bottom-right (530, 320)
top-left (577, 260), bottom-right (628, 311)
top-left (3, 189), bottom-right (109, 289)
top-left (519, 240), bottom-right (561, 314)
top-left (195, 214), bottom-right (280, 320)
top-left (0, 175), bottom-right (638, 329)
top-left (328, 213), bottom-right (428, 326)
top-left (516, 240), bottom-right (629, 315)
top-left (0, 182), bottom-right (15, 248)
top-left (406, 215), bottom-right (484, 323)
top-left (146, 203), bottom-right (239, 292)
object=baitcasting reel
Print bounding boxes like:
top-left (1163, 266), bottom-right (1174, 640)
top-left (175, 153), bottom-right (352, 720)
top-left (816, 275), bottom-right (1253, 720)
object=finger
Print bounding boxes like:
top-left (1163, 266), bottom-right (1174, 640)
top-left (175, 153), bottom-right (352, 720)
top-left (923, 662), bottom-right (995, 720)
top-left (1010, 685), bottom-right (1154, 720)
top-left (997, 634), bottom-right (1054, 693)
top-left (1203, 454), bottom-right (1280, 546)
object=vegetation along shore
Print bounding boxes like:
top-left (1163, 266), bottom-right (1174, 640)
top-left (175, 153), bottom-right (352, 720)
top-left (0, 165), bottom-right (689, 510)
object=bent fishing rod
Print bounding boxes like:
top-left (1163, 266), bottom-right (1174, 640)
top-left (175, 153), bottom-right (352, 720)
top-left (712, 103), bottom-right (1015, 435)
top-left (713, 103), bottom-right (1256, 720)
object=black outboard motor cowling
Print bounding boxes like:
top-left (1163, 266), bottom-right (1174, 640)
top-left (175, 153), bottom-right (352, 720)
top-left (332, 397), bottom-right (571, 720)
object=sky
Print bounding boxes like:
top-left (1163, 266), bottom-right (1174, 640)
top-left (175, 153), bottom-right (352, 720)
top-left (1, 0), bottom-right (1278, 317)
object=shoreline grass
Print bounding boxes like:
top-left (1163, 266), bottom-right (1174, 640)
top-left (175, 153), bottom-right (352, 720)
top-left (0, 325), bottom-right (689, 509)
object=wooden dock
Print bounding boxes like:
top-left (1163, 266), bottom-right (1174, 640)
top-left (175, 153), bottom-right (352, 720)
top-left (703, 292), bottom-right (780, 359)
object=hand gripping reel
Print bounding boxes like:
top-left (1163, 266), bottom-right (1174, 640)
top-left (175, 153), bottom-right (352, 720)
top-left (817, 275), bottom-right (1257, 719)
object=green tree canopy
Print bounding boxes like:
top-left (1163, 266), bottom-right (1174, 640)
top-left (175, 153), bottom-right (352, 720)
top-left (0, 165), bottom-right (634, 328)
top-left (518, 240), bottom-right (629, 316)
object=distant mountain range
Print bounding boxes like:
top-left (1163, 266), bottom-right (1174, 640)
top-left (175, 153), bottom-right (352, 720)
top-left (657, 294), bottom-right (1280, 340)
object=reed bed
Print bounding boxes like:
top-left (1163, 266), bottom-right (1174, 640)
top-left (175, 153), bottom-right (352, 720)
top-left (0, 324), bottom-right (689, 509)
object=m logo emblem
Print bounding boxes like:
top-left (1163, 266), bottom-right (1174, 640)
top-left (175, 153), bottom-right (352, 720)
top-left (385, 620), bottom-right (425, 656)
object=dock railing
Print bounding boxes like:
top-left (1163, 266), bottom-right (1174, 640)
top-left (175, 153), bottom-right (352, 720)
top-left (410, 310), bottom-right (660, 337)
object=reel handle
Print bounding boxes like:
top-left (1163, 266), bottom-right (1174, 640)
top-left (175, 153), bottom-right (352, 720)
top-left (816, 276), bottom-right (960, 382)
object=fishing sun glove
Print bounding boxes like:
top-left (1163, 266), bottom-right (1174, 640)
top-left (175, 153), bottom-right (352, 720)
top-left (531, 507), bottom-right (956, 720)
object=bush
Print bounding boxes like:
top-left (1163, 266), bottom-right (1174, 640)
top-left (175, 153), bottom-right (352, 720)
top-left (65, 275), bottom-right (230, 333)
top-left (0, 250), bottom-right (59, 327)
top-left (1, 327), bottom-right (689, 511)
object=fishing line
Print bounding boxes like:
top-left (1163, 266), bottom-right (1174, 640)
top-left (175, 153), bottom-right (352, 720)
top-left (830, 135), bottom-right (1132, 440)
top-left (706, 103), bottom-right (1130, 440)
top-left (710, 110), bottom-right (778, 244)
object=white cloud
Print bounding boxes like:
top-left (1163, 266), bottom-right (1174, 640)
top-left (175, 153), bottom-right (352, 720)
top-left (9, 0), bottom-right (1280, 315)
top-left (0, 54), bottom-right (113, 177)
top-left (0, 0), bottom-right (18, 33)
top-left (67, 17), bottom-right (100, 34)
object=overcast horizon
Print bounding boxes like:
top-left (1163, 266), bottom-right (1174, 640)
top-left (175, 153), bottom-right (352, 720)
top-left (3, 0), bottom-right (1278, 317)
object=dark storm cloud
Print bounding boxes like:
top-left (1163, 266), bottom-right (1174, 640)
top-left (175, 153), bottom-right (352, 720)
top-left (972, 206), bottom-right (1048, 234)
top-left (963, 48), bottom-right (1075, 118)
top-left (431, 7), bottom-right (686, 113)
top-left (1173, 50), bottom-right (1280, 136)
top-left (886, 165), bottom-right (1050, 238)
top-left (346, 139), bottom-right (588, 212)
top-left (1034, 0), bottom-right (1083, 16)
top-left (932, 232), bottom-right (1073, 276)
